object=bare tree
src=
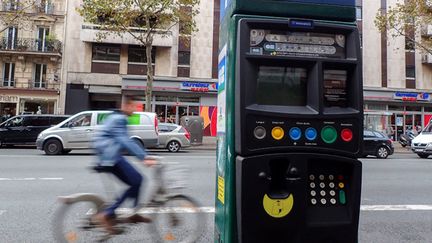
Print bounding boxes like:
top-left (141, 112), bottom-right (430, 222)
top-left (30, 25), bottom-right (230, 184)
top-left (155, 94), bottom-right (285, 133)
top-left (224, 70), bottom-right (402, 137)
top-left (78, 0), bottom-right (200, 111)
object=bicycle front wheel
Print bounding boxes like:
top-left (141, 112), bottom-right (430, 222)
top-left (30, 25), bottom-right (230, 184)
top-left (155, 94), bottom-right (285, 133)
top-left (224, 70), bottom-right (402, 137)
top-left (52, 198), bottom-right (105, 243)
top-left (151, 195), bottom-right (205, 243)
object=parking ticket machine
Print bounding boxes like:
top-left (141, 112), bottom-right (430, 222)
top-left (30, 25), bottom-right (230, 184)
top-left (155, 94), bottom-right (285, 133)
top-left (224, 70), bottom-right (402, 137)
top-left (215, 1), bottom-right (363, 243)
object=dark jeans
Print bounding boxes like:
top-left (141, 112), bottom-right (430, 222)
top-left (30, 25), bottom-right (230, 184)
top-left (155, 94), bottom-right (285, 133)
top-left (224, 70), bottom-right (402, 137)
top-left (104, 156), bottom-right (144, 217)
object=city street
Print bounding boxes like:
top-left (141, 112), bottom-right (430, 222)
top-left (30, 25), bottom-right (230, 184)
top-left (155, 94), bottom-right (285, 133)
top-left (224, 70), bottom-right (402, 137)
top-left (1, 148), bottom-right (432, 242)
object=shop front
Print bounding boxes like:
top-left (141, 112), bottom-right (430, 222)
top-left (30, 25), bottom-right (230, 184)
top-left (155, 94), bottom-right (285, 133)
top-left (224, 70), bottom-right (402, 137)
top-left (364, 88), bottom-right (432, 141)
top-left (123, 77), bottom-right (218, 136)
top-left (0, 90), bottom-right (59, 120)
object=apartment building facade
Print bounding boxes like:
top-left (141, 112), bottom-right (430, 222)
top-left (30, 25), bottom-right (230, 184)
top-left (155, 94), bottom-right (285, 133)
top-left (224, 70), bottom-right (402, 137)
top-left (62, 0), bottom-right (219, 135)
top-left (361, 0), bottom-right (432, 140)
top-left (0, 0), bottom-right (65, 117)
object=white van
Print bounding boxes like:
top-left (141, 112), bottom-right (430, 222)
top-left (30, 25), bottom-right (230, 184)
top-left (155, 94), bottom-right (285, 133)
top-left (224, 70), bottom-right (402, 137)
top-left (411, 123), bottom-right (432, 158)
top-left (36, 110), bottom-right (158, 155)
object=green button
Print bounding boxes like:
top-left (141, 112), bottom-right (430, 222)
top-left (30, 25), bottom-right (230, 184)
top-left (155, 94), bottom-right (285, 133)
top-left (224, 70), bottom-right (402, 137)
top-left (321, 126), bottom-right (337, 144)
top-left (339, 190), bottom-right (346, 205)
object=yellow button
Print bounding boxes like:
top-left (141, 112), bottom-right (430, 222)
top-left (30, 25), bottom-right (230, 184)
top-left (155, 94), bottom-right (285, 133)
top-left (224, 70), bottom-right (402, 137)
top-left (338, 182), bottom-right (345, 189)
top-left (271, 127), bottom-right (285, 140)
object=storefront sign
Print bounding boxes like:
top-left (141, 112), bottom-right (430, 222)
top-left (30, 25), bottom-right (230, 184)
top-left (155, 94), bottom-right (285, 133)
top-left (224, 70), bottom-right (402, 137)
top-left (180, 82), bottom-right (218, 93)
top-left (0, 95), bottom-right (18, 103)
top-left (393, 92), bottom-right (430, 102)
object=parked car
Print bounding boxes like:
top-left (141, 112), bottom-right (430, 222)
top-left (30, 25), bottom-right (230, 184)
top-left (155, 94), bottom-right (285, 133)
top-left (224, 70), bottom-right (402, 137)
top-left (0, 115), bottom-right (69, 147)
top-left (36, 110), bottom-right (159, 155)
top-left (152, 123), bottom-right (191, 152)
top-left (363, 130), bottom-right (394, 159)
top-left (411, 123), bottom-right (432, 158)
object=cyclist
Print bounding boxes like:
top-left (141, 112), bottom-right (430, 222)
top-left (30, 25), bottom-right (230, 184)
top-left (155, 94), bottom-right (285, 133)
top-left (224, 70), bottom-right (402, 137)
top-left (92, 95), bottom-right (156, 234)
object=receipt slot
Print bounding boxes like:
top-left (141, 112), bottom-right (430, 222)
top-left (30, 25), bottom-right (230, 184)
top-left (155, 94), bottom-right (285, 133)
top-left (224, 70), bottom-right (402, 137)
top-left (215, 1), bottom-right (362, 243)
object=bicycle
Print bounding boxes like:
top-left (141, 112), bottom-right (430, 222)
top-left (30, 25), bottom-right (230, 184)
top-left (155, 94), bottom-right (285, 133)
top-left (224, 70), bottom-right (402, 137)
top-left (52, 156), bottom-right (205, 242)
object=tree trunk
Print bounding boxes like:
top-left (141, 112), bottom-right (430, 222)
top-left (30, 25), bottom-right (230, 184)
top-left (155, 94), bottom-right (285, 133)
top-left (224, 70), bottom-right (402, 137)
top-left (145, 41), bottom-right (153, 112)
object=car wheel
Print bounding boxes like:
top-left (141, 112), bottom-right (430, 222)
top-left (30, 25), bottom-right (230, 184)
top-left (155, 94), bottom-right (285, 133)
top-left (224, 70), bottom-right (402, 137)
top-left (61, 149), bottom-right (72, 155)
top-left (376, 146), bottom-right (389, 159)
top-left (418, 153), bottom-right (429, 159)
top-left (167, 141), bottom-right (181, 152)
top-left (44, 139), bottom-right (63, 155)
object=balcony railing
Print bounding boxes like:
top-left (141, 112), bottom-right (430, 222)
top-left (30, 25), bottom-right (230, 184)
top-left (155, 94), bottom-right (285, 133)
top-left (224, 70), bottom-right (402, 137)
top-left (35, 2), bottom-right (54, 14)
top-left (0, 79), bottom-right (59, 90)
top-left (0, 38), bottom-right (62, 54)
top-left (1, 79), bottom-right (15, 87)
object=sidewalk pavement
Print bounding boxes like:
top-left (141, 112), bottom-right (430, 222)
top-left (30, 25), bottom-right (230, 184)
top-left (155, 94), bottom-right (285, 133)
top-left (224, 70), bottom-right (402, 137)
top-left (189, 136), bottom-right (217, 150)
top-left (392, 142), bottom-right (413, 154)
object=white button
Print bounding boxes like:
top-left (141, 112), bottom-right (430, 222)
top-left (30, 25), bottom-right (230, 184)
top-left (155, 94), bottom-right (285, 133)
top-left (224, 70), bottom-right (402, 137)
top-left (329, 182), bottom-right (335, 188)
top-left (311, 198), bottom-right (317, 205)
top-left (330, 190), bottom-right (336, 196)
top-left (321, 198), bottom-right (327, 205)
top-left (329, 175), bottom-right (334, 180)
top-left (330, 198), bottom-right (337, 205)
top-left (320, 190), bottom-right (326, 196)
top-left (320, 182), bottom-right (325, 188)
top-left (319, 175), bottom-right (325, 180)
top-left (309, 175), bottom-right (315, 180)
top-left (311, 190), bottom-right (316, 197)
top-left (310, 182), bottom-right (316, 188)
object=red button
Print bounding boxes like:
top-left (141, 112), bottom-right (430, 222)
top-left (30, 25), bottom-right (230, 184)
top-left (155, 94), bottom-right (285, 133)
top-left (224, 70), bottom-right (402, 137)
top-left (341, 128), bottom-right (353, 142)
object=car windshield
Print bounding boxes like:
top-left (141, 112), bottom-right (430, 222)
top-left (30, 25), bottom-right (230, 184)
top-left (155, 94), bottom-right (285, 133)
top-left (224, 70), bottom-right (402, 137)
top-left (423, 123), bottom-right (432, 133)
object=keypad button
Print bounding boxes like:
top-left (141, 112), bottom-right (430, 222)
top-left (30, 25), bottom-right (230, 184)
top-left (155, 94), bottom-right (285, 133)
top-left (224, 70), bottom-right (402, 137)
top-left (339, 182), bottom-right (345, 189)
top-left (311, 190), bottom-right (316, 197)
top-left (329, 175), bottom-right (334, 180)
top-left (309, 175), bottom-right (315, 180)
top-left (320, 190), bottom-right (326, 196)
top-left (320, 182), bottom-right (325, 188)
top-left (311, 198), bottom-right (317, 205)
top-left (319, 175), bottom-right (325, 180)
top-left (310, 182), bottom-right (316, 188)
top-left (253, 126), bottom-right (266, 139)
top-left (330, 198), bottom-right (337, 205)
top-left (320, 198), bottom-right (327, 205)
top-left (330, 190), bottom-right (336, 196)
top-left (329, 182), bottom-right (335, 188)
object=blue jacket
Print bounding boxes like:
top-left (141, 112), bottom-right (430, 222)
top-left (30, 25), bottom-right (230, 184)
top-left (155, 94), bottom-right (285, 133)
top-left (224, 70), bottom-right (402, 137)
top-left (93, 111), bottom-right (147, 166)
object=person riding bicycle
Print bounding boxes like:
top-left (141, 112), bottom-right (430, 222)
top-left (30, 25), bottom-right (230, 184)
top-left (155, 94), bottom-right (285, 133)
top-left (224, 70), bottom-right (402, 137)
top-left (92, 95), bottom-right (156, 234)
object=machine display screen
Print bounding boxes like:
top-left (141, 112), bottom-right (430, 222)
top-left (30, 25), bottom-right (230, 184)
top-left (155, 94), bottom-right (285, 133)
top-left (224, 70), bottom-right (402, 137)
top-left (324, 70), bottom-right (348, 107)
top-left (250, 29), bottom-right (346, 59)
top-left (256, 66), bottom-right (307, 106)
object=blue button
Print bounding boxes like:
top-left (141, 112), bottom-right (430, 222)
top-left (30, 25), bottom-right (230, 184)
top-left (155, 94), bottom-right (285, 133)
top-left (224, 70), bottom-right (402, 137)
top-left (289, 127), bottom-right (302, 141)
top-left (305, 128), bottom-right (317, 141)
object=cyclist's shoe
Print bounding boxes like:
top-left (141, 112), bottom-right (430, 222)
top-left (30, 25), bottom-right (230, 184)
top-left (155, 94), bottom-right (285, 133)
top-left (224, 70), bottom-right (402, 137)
top-left (127, 213), bottom-right (152, 224)
top-left (94, 213), bottom-right (123, 235)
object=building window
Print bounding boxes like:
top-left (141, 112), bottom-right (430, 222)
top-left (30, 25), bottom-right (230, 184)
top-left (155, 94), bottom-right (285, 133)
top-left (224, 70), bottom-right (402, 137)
top-left (91, 44), bottom-right (120, 74)
top-left (4, 0), bottom-right (19, 11)
top-left (406, 66), bottom-right (416, 79)
top-left (178, 51), bottom-right (190, 66)
top-left (128, 46), bottom-right (156, 64)
top-left (92, 44), bottom-right (120, 62)
top-left (405, 37), bottom-right (415, 51)
top-left (3, 63), bottom-right (15, 87)
top-left (37, 27), bottom-right (49, 51)
top-left (34, 64), bottom-right (47, 88)
top-left (5, 26), bottom-right (17, 49)
top-left (38, 0), bottom-right (52, 14)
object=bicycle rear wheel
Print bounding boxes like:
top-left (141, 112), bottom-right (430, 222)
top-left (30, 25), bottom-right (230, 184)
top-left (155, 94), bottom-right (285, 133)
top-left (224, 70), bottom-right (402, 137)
top-left (150, 195), bottom-right (205, 243)
top-left (52, 199), bottom-right (105, 243)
